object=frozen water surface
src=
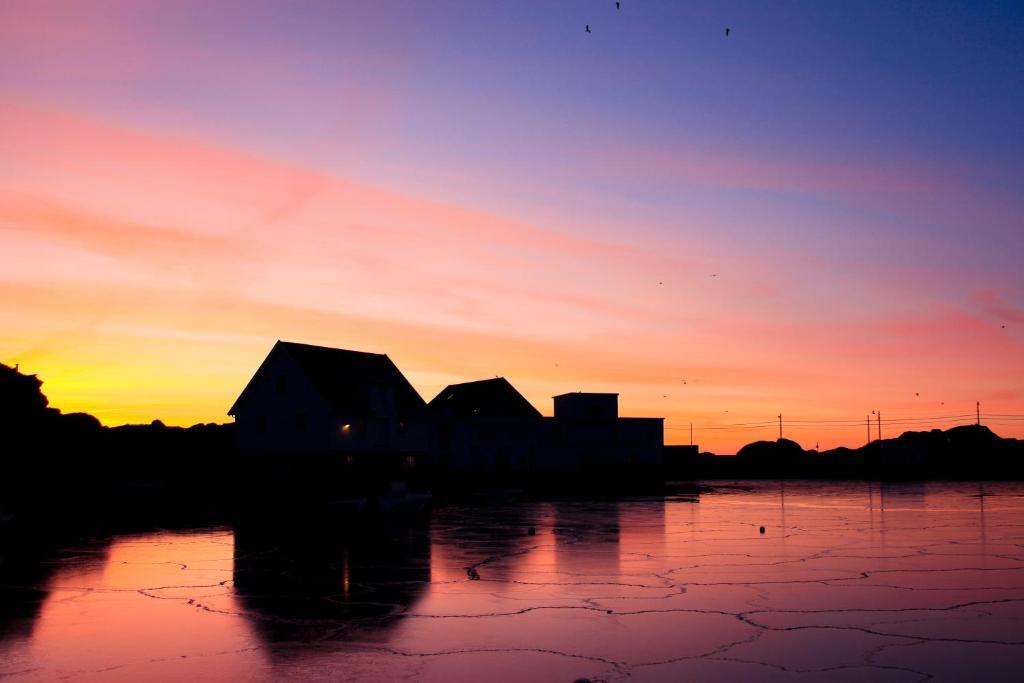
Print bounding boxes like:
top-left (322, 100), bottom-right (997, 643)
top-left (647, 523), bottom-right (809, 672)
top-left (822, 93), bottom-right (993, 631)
top-left (2, 481), bottom-right (1024, 681)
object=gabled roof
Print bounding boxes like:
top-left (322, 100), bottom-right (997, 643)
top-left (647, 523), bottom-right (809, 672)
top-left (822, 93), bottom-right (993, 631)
top-left (229, 341), bottom-right (427, 416)
top-left (428, 377), bottom-right (542, 418)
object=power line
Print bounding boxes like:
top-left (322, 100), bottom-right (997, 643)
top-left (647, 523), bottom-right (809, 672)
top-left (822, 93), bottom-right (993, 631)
top-left (665, 412), bottom-right (1024, 443)
top-left (666, 412), bottom-right (1022, 429)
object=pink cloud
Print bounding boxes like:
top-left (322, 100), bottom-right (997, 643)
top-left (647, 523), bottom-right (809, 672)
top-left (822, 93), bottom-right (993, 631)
top-left (972, 289), bottom-right (1024, 326)
top-left (2, 99), bottom-right (1022, 452)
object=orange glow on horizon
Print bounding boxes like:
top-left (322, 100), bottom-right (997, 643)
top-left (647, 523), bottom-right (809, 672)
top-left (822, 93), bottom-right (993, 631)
top-left (2, 103), bottom-right (1022, 453)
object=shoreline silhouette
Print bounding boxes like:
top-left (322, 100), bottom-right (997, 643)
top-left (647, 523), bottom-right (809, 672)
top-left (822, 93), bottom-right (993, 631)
top-left (2, 358), bottom-right (1022, 529)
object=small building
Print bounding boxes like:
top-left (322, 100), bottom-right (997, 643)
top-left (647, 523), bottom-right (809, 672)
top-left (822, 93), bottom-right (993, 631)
top-left (664, 444), bottom-right (700, 479)
top-left (229, 340), bottom-right (430, 456)
top-left (547, 392), bottom-right (663, 472)
top-left (427, 382), bottom-right (664, 476)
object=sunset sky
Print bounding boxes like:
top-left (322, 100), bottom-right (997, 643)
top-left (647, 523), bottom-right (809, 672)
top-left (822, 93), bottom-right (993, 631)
top-left (2, 1), bottom-right (1022, 452)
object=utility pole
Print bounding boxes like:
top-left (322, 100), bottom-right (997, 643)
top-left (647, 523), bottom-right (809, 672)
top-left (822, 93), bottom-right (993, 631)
top-left (689, 423), bottom-right (693, 446)
top-left (778, 413), bottom-right (783, 441)
top-left (867, 415), bottom-right (871, 445)
top-left (877, 411), bottom-right (882, 442)
top-left (977, 401), bottom-right (981, 426)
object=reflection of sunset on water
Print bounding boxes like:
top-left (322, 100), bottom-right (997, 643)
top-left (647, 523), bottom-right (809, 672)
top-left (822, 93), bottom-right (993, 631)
top-left (3, 483), bottom-right (1022, 681)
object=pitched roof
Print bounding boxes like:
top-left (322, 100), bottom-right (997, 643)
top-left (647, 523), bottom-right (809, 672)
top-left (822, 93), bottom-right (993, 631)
top-left (428, 377), bottom-right (541, 418)
top-left (229, 341), bottom-right (427, 416)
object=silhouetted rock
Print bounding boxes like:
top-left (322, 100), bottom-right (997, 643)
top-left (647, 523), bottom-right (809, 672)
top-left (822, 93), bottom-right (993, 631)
top-left (735, 438), bottom-right (805, 476)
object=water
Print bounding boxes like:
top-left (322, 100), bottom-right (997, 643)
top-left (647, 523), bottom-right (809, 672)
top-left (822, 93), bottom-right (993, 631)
top-left (2, 481), bottom-right (1024, 681)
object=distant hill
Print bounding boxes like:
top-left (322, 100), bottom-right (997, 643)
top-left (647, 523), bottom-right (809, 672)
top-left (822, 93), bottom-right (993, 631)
top-left (688, 425), bottom-right (1024, 479)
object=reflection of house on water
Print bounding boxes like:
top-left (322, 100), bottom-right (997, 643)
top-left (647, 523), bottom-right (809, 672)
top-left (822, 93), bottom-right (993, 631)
top-left (232, 516), bottom-right (431, 650)
top-left (551, 502), bottom-right (622, 578)
top-left (426, 503), bottom-right (545, 582)
top-left (549, 500), bottom-right (668, 581)
top-left (233, 518), bottom-right (432, 651)
top-left (420, 500), bottom-right (668, 592)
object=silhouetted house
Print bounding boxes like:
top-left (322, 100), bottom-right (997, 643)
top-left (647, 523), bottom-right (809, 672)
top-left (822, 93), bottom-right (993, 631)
top-left (427, 381), bottom-right (664, 475)
top-left (229, 341), bottom-right (430, 456)
top-left (547, 393), bottom-right (663, 472)
top-left (428, 377), bottom-right (544, 471)
top-left (664, 444), bottom-right (700, 479)
top-left (230, 342), bottom-right (665, 488)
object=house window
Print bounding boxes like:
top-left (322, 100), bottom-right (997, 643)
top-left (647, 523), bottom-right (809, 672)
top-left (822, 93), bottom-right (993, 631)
top-left (296, 413), bottom-right (306, 432)
top-left (275, 375), bottom-right (287, 394)
top-left (255, 415), bottom-right (268, 432)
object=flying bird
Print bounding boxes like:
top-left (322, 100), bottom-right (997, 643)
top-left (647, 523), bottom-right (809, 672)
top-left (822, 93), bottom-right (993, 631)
top-left (725, 27), bottom-right (731, 37)
top-left (1002, 324), bottom-right (1007, 329)
top-left (586, 24), bottom-right (592, 33)
top-left (711, 273), bottom-right (718, 278)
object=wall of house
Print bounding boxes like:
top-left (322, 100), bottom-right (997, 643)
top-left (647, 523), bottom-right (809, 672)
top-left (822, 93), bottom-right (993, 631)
top-left (540, 417), bottom-right (663, 470)
top-left (432, 417), bottom-right (543, 471)
top-left (233, 348), bottom-right (335, 451)
top-left (429, 415), bottom-right (664, 473)
top-left (327, 412), bottom-right (431, 453)
top-left (615, 418), bottom-right (665, 467)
